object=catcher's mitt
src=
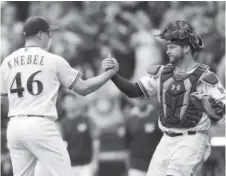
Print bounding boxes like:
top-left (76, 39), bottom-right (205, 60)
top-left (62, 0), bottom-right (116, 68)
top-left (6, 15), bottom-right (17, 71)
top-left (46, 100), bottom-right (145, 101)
top-left (190, 92), bottom-right (225, 121)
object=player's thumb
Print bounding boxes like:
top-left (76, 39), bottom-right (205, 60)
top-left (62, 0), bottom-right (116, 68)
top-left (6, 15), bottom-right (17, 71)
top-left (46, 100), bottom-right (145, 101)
top-left (107, 53), bottom-right (111, 59)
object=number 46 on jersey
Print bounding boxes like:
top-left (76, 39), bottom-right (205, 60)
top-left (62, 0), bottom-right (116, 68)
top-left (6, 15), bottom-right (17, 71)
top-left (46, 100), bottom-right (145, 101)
top-left (10, 71), bottom-right (43, 97)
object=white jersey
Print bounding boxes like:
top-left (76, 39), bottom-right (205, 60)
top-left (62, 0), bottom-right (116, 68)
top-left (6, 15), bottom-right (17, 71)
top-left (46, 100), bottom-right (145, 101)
top-left (137, 64), bottom-right (226, 133)
top-left (1, 47), bottom-right (82, 120)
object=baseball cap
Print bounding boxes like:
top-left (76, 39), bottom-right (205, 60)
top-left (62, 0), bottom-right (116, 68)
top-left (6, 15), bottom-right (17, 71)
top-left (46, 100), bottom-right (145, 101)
top-left (23, 16), bottom-right (60, 36)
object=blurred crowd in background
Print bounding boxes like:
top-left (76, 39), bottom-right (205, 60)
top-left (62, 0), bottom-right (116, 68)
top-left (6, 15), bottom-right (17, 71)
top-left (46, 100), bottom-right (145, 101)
top-left (1, 1), bottom-right (225, 176)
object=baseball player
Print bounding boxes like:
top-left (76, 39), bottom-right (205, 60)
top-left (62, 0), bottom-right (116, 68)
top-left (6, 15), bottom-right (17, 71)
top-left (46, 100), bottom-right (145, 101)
top-left (102, 20), bottom-right (225, 176)
top-left (60, 93), bottom-right (99, 176)
top-left (125, 99), bottom-right (161, 176)
top-left (0, 16), bottom-right (118, 176)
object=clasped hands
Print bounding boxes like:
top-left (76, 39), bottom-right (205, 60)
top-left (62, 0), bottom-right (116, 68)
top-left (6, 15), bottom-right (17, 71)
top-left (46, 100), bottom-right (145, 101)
top-left (102, 54), bottom-right (119, 75)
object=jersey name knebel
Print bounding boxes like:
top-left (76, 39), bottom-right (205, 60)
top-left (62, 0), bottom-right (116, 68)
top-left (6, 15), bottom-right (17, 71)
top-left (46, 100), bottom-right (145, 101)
top-left (7, 55), bottom-right (45, 69)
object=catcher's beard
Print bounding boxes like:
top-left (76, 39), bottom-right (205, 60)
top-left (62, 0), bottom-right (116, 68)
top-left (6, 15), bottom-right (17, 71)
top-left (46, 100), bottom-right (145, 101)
top-left (169, 55), bottom-right (184, 65)
top-left (169, 51), bottom-right (186, 66)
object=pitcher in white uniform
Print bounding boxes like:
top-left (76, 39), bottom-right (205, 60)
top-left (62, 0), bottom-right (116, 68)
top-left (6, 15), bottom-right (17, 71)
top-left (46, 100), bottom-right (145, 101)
top-left (0, 16), bottom-right (118, 176)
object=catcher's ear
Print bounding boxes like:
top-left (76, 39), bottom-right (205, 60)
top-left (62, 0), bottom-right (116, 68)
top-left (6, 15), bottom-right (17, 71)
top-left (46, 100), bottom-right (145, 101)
top-left (183, 45), bottom-right (190, 55)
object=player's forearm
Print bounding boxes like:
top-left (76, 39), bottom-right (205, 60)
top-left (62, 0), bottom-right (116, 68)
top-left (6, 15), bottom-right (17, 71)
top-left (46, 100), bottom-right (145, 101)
top-left (111, 74), bottom-right (143, 98)
top-left (76, 70), bottom-right (115, 96)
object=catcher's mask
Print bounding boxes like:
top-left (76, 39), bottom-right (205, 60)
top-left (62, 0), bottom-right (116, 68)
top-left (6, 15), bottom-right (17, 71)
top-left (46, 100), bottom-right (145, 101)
top-left (157, 20), bottom-right (204, 53)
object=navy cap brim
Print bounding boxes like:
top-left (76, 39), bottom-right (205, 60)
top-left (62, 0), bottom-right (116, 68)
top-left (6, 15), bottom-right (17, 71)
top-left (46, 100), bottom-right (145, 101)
top-left (48, 25), bottom-right (60, 31)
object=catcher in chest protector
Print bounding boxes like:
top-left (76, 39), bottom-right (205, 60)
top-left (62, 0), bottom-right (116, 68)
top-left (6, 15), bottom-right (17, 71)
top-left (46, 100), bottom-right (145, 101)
top-left (103, 20), bottom-right (226, 176)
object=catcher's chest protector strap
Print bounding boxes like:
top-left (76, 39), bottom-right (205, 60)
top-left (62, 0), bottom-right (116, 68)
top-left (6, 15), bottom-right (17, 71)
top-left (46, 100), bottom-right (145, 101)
top-left (159, 64), bottom-right (209, 128)
top-left (188, 64), bottom-right (209, 91)
top-left (147, 65), bottom-right (163, 77)
top-left (160, 64), bottom-right (175, 81)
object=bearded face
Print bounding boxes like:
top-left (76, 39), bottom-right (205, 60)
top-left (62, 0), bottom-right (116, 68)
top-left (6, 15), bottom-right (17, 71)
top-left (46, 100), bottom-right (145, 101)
top-left (166, 42), bottom-right (187, 65)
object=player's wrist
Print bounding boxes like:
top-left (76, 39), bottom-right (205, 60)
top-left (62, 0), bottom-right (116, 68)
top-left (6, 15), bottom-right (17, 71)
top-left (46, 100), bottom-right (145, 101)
top-left (111, 74), bottom-right (118, 80)
top-left (105, 69), bottom-right (117, 78)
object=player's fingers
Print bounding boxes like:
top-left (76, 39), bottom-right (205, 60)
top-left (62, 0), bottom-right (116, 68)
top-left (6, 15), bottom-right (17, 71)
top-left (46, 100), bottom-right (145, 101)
top-left (102, 60), bottom-right (115, 65)
top-left (104, 65), bottom-right (114, 69)
top-left (102, 65), bottom-right (114, 71)
top-left (103, 58), bottom-right (115, 62)
top-left (102, 63), bottom-right (115, 68)
top-left (113, 58), bottom-right (118, 64)
top-left (103, 62), bottom-right (115, 67)
top-left (109, 58), bottom-right (117, 64)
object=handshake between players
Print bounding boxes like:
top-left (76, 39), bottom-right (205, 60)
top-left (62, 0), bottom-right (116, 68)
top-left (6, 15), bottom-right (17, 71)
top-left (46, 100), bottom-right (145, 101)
top-left (102, 54), bottom-right (119, 74)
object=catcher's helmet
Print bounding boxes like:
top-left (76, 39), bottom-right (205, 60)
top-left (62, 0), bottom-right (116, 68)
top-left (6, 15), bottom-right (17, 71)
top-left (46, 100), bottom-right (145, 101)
top-left (157, 20), bottom-right (204, 52)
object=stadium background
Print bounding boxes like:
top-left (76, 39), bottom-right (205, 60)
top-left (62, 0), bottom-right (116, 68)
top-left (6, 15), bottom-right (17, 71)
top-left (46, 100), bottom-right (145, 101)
top-left (1, 1), bottom-right (225, 176)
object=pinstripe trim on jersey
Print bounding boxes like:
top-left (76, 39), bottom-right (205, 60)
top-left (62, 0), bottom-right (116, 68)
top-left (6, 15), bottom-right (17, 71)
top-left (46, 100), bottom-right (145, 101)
top-left (137, 81), bottom-right (149, 99)
top-left (1, 93), bottom-right (8, 97)
top-left (68, 72), bottom-right (82, 90)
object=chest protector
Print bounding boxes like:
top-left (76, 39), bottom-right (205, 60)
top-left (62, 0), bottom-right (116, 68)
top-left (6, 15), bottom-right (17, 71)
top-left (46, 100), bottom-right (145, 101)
top-left (159, 64), bottom-right (208, 128)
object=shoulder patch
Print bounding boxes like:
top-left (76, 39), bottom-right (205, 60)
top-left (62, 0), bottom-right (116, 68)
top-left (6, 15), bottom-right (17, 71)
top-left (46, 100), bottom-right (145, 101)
top-left (201, 71), bottom-right (219, 85)
top-left (147, 65), bottom-right (163, 76)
